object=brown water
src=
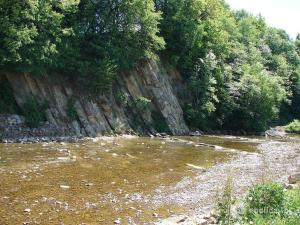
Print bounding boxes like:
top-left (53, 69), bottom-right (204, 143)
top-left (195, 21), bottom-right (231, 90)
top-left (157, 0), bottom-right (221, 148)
top-left (0, 136), bottom-right (260, 225)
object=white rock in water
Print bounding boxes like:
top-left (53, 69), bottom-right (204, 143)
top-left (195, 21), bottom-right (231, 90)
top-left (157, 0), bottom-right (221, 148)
top-left (24, 208), bottom-right (31, 213)
top-left (60, 185), bottom-right (70, 189)
top-left (153, 212), bottom-right (159, 218)
top-left (186, 163), bottom-right (206, 171)
top-left (114, 218), bottom-right (121, 224)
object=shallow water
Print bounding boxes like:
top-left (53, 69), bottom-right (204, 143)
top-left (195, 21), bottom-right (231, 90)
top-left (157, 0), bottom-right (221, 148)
top-left (0, 136), bottom-right (261, 225)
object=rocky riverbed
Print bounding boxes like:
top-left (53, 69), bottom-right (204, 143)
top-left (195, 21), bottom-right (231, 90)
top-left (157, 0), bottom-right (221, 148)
top-left (0, 135), bottom-right (299, 225)
top-left (155, 137), bottom-right (300, 225)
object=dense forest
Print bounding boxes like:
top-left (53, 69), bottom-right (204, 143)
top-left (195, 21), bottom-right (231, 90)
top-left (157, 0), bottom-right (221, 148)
top-left (1, 0), bottom-right (300, 132)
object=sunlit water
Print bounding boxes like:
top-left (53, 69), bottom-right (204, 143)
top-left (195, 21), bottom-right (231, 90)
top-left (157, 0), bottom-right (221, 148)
top-left (0, 136), bottom-right (261, 224)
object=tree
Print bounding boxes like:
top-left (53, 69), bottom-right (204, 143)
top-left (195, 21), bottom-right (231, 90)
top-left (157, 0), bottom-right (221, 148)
top-left (226, 64), bottom-right (287, 131)
top-left (57, 0), bottom-right (165, 92)
top-left (0, 0), bottom-right (78, 75)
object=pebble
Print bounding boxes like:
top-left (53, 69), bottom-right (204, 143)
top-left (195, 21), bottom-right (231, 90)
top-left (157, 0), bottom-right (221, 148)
top-left (197, 218), bottom-right (208, 225)
top-left (60, 185), bottom-right (70, 189)
top-left (24, 208), bottom-right (31, 213)
top-left (114, 218), bottom-right (121, 224)
top-left (153, 212), bottom-right (159, 218)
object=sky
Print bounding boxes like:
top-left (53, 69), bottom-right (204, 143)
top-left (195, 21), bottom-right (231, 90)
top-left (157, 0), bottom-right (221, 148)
top-left (226, 0), bottom-right (300, 39)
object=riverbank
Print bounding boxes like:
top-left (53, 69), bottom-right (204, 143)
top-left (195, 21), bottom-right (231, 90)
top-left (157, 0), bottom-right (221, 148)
top-left (0, 114), bottom-right (268, 144)
top-left (155, 138), bottom-right (300, 224)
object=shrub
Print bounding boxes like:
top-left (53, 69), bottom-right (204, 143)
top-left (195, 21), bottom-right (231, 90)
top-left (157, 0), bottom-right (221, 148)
top-left (151, 111), bottom-right (170, 133)
top-left (245, 182), bottom-right (285, 219)
top-left (115, 90), bottom-right (129, 107)
top-left (135, 97), bottom-right (151, 113)
top-left (217, 177), bottom-right (236, 225)
top-left (0, 78), bottom-right (19, 114)
top-left (22, 96), bottom-right (47, 128)
top-left (66, 99), bottom-right (78, 121)
top-left (285, 120), bottom-right (300, 134)
top-left (243, 187), bottom-right (300, 225)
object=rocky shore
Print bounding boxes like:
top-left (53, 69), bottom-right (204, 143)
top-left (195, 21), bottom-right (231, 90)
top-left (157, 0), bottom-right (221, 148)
top-left (154, 139), bottom-right (300, 225)
top-left (0, 114), bottom-right (84, 143)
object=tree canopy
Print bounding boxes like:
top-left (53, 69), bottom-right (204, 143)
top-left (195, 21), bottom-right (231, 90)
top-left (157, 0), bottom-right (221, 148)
top-left (1, 0), bottom-right (299, 132)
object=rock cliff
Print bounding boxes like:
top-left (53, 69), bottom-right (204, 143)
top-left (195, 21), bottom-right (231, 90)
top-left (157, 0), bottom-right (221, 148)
top-left (2, 60), bottom-right (189, 139)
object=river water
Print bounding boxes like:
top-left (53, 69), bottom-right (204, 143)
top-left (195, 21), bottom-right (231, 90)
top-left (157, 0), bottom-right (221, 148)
top-left (0, 135), bottom-right (292, 225)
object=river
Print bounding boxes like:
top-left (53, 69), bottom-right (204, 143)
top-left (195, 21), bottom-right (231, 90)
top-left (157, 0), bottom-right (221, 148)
top-left (0, 135), bottom-right (299, 225)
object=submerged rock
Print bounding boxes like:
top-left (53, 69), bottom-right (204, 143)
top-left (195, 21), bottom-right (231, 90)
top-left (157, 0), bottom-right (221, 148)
top-left (186, 163), bottom-right (206, 171)
top-left (60, 185), bottom-right (70, 189)
top-left (114, 218), bottom-right (121, 224)
top-left (24, 208), bottom-right (31, 213)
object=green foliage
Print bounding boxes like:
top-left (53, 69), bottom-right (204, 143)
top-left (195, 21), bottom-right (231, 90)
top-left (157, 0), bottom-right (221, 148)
top-left (217, 177), bottom-right (236, 225)
top-left (115, 90), bottom-right (129, 107)
top-left (184, 51), bottom-right (219, 129)
top-left (216, 182), bottom-right (300, 225)
top-left (225, 64), bottom-right (287, 131)
top-left (151, 111), bottom-right (170, 133)
top-left (56, 0), bottom-right (165, 92)
top-left (155, 0), bottom-right (232, 77)
top-left (0, 0), bottom-right (164, 93)
top-left (1, 0), bottom-right (300, 131)
top-left (156, 0), bottom-right (299, 132)
top-left (135, 97), bottom-right (151, 113)
top-left (240, 186), bottom-right (300, 225)
top-left (285, 120), bottom-right (300, 134)
top-left (66, 99), bottom-right (77, 121)
top-left (0, 0), bottom-right (79, 75)
top-left (22, 96), bottom-right (47, 128)
top-left (245, 183), bottom-right (285, 219)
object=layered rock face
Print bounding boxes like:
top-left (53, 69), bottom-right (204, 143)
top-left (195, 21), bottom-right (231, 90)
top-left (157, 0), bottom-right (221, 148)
top-left (4, 60), bottom-right (189, 138)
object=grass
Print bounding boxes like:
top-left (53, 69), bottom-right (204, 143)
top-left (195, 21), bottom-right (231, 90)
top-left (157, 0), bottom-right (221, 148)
top-left (216, 182), bottom-right (300, 225)
top-left (244, 187), bottom-right (300, 225)
top-left (285, 120), bottom-right (300, 134)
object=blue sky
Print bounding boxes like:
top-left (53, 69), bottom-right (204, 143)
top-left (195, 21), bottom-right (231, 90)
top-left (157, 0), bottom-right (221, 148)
top-left (226, 0), bottom-right (300, 39)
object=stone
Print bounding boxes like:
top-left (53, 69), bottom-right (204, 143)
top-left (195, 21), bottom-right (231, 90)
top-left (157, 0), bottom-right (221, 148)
top-left (288, 173), bottom-right (300, 184)
top-left (197, 218), bottom-right (208, 225)
top-left (24, 208), bottom-right (31, 213)
top-left (114, 218), bottom-right (121, 224)
top-left (85, 183), bottom-right (94, 187)
top-left (60, 185), bottom-right (70, 189)
top-left (186, 163), bottom-right (206, 171)
top-left (189, 131), bottom-right (203, 136)
top-left (285, 183), bottom-right (299, 190)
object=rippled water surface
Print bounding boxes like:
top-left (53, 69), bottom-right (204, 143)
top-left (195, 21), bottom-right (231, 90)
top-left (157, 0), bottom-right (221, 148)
top-left (0, 136), bottom-right (260, 225)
